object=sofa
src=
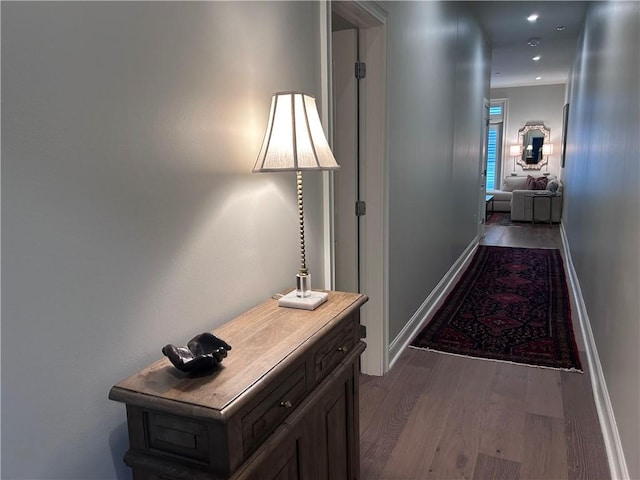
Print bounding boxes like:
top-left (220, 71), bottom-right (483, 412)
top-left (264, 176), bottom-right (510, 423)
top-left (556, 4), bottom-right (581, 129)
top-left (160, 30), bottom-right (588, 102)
top-left (488, 176), bottom-right (529, 212)
top-left (488, 175), bottom-right (563, 223)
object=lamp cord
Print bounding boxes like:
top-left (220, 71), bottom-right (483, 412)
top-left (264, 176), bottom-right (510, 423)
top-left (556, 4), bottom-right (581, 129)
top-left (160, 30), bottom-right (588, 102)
top-left (297, 170), bottom-right (308, 276)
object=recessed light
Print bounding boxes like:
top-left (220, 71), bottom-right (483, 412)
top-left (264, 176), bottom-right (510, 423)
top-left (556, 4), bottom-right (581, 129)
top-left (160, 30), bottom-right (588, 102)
top-left (527, 37), bottom-right (541, 47)
top-left (527, 13), bottom-right (539, 22)
top-left (532, 55), bottom-right (541, 61)
top-left (556, 26), bottom-right (566, 31)
top-left (535, 76), bottom-right (542, 80)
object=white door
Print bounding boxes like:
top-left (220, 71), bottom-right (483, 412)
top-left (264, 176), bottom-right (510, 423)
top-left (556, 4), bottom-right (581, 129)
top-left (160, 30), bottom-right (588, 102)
top-left (332, 28), bottom-right (359, 294)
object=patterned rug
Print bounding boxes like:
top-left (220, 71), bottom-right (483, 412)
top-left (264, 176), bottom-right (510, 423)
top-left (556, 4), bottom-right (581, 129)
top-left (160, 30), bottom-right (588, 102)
top-left (410, 246), bottom-right (582, 371)
top-left (486, 212), bottom-right (520, 226)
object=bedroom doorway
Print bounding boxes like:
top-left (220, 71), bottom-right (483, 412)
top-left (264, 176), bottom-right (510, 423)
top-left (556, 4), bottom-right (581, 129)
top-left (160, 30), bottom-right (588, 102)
top-left (331, 2), bottom-right (388, 376)
top-left (332, 26), bottom-right (359, 295)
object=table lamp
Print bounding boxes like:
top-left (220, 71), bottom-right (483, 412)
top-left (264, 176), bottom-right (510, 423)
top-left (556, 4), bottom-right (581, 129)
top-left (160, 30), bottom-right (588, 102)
top-left (509, 145), bottom-right (521, 175)
top-left (253, 92), bottom-right (339, 310)
top-left (542, 143), bottom-right (553, 174)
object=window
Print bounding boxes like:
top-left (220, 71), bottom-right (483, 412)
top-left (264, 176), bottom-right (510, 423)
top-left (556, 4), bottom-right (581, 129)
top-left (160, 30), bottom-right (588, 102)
top-left (486, 127), bottom-right (498, 190)
top-left (489, 105), bottom-right (503, 117)
top-left (486, 100), bottom-right (506, 190)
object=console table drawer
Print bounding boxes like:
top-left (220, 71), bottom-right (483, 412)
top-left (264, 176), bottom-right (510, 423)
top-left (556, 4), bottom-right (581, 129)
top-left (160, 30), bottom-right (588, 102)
top-left (146, 411), bottom-right (210, 463)
top-left (313, 312), bottom-right (359, 384)
top-left (241, 364), bottom-right (306, 456)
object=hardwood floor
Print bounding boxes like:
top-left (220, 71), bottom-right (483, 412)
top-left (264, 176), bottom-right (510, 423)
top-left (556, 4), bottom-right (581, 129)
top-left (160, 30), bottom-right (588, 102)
top-left (359, 223), bottom-right (610, 480)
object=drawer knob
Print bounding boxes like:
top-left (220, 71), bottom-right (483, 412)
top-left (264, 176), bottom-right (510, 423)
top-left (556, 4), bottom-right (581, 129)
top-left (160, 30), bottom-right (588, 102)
top-left (337, 346), bottom-right (348, 353)
top-left (280, 400), bottom-right (293, 409)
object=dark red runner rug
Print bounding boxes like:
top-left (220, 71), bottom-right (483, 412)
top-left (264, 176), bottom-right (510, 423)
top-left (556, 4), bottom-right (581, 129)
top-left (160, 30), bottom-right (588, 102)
top-left (410, 246), bottom-right (582, 371)
top-left (486, 212), bottom-right (520, 226)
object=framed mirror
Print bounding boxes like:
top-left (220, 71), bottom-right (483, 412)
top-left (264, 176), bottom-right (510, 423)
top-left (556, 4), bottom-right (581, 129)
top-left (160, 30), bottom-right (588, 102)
top-left (517, 122), bottom-right (550, 170)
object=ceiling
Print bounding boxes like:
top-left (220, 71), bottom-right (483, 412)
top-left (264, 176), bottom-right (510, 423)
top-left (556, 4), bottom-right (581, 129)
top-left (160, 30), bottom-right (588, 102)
top-left (332, 1), bottom-right (587, 89)
top-left (466, 1), bottom-right (587, 89)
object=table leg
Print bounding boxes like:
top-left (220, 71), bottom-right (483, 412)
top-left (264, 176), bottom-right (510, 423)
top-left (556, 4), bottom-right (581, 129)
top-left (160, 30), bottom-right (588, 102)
top-left (532, 195), bottom-right (553, 224)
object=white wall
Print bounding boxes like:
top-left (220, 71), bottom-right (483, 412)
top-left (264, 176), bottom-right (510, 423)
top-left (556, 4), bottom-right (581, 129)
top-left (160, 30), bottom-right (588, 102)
top-left (563, 2), bottom-right (639, 478)
top-left (490, 84), bottom-right (565, 180)
top-left (1, 2), bottom-right (326, 478)
top-left (386, 1), bottom-right (490, 342)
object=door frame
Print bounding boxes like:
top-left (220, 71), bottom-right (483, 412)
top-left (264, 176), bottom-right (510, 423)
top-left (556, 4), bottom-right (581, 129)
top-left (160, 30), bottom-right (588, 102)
top-left (479, 99), bottom-right (490, 238)
top-left (324, 0), bottom-right (389, 376)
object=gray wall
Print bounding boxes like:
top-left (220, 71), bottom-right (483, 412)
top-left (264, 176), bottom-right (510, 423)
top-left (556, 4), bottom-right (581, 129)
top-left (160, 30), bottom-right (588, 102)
top-left (563, 2), bottom-right (640, 478)
top-left (490, 84), bottom-right (565, 180)
top-left (1, 2), bottom-right (325, 478)
top-left (387, 1), bottom-right (490, 341)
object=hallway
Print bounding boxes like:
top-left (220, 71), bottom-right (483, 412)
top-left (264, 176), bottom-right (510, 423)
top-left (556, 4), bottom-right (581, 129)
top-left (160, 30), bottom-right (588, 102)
top-left (359, 223), bottom-right (610, 479)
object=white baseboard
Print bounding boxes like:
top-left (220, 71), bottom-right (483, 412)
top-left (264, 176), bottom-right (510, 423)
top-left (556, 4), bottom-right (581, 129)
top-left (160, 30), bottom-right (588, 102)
top-left (560, 224), bottom-right (630, 480)
top-left (388, 237), bottom-right (479, 370)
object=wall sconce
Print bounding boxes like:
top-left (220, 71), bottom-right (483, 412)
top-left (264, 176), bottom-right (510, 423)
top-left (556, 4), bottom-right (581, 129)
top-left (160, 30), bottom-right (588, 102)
top-left (253, 92), bottom-right (339, 310)
top-left (509, 145), bottom-right (521, 175)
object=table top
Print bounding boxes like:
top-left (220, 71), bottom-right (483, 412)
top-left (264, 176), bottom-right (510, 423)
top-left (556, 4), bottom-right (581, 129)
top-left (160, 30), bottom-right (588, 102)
top-left (109, 291), bottom-right (368, 416)
top-left (529, 191), bottom-right (558, 196)
top-left (485, 194), bottom-right (494, 201)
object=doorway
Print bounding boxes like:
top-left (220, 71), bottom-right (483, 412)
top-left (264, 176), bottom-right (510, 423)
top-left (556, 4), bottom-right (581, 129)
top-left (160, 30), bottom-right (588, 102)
top-left (330, 2), bottom-right (388, 376)
top-left (332, 26), bottom-right (359, 295)
top-left (480, 99), bottom-right (506, 235)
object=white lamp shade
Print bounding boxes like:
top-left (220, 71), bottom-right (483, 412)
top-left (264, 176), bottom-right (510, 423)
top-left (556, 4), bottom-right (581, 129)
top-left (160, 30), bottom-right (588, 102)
top-left (253, 92), bottom-right (339, 172)
top-left (542, 143), bottom-right (554, 155)
top-left (509, 145), bottom-right (522, 156)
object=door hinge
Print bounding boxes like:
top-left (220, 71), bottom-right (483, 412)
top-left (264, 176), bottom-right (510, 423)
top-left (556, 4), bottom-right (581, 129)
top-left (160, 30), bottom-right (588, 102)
top-left (355, 200), bottom-right (366, 216)
top-left (355, 61), bottom-right (366, 80)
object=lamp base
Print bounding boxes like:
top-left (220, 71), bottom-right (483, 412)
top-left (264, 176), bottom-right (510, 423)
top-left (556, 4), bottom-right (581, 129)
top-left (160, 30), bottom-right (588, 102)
top-left (296, 273), bottom-right (311, 298)
top-left (278, 290), bottom-right (328, 310)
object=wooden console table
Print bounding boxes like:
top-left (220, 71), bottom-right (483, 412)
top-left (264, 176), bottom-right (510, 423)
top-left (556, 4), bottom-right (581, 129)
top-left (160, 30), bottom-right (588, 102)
top-left (109, 291), bottom-right (368, 480)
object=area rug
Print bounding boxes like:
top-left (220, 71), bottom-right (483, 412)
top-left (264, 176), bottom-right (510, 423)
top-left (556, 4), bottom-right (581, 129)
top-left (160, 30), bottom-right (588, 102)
top-left (410, 246), bottom-right (582, 371)
top-left (486, 212), bottom-right (520, 226)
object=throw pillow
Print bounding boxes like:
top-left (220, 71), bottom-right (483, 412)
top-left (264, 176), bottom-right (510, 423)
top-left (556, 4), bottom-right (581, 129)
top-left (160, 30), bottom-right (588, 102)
top-left (547, 179), bottom-right (559, 193)
top-left (534, 176), bottom-right (548, 190)
top-left (525, 175), bottom-right (548, 190)
top-left (525, 175), bottom-right (536, 190)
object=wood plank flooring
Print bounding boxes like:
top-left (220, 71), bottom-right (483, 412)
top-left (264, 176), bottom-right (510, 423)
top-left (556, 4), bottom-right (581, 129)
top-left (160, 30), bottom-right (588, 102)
top-left (360, 223), bottom-right (610, 480)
